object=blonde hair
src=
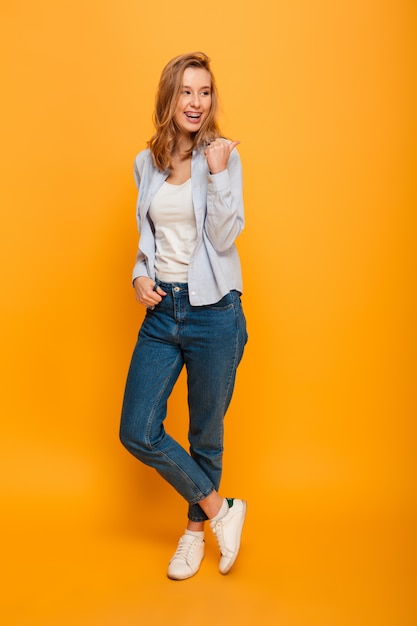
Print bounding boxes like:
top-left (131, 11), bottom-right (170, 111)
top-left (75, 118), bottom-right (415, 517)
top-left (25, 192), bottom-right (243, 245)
top-left (148, 52), bottom-right (221, 171)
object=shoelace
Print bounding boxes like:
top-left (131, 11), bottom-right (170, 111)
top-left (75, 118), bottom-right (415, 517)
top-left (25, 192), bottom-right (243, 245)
top-left (211, 522), bottom-right (226, 555)
top-left (172, 538), bottom-right (199, 563)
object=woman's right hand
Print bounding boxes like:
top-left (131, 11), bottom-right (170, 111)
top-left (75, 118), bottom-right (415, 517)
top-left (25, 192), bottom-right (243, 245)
top-left (133, 276), bottom-right (167, 308)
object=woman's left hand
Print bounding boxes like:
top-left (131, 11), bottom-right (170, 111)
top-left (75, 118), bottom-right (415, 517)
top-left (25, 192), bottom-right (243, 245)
top-left (204, 139), bottom-right (240, 174)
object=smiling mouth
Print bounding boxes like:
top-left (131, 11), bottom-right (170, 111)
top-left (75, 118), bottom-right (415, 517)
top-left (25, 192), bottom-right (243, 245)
top-left (185, 112), bottom-right (202, 120)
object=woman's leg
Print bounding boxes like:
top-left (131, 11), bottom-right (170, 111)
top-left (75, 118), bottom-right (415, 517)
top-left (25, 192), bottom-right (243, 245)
top-left (182, 289), bottom-right (248, 522)
top-left (120, 299), bottom-right (217, 505)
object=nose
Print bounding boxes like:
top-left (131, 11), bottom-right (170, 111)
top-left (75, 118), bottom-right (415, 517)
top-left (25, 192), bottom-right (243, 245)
top-left (190, 92), bottom-right (200, 107)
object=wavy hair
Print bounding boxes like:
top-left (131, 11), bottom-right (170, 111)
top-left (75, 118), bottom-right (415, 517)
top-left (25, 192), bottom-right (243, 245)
top-left (148, 52), bottom-right (221, 171)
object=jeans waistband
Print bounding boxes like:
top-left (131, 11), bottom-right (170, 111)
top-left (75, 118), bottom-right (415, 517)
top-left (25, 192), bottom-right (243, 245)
top-left (156, 279), bottom-right (188, 293)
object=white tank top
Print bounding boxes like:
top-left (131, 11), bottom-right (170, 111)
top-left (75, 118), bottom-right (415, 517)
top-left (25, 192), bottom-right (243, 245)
top-left (148, 178), bottom-right (196, 282)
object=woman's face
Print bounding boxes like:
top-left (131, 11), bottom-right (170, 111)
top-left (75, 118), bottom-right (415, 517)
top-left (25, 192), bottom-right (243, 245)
top-left (173, 67), bottom-right (212, 136)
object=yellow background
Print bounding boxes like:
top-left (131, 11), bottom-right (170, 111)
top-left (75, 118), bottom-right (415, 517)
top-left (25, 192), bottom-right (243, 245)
top-left (1, 1), bottom-right (415, 624)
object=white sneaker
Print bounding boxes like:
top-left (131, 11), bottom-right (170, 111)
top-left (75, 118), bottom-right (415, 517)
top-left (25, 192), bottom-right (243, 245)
top-left (167, 534), bottom-right (205, 580)
top-left (210, 498), bottom-right (247, 574)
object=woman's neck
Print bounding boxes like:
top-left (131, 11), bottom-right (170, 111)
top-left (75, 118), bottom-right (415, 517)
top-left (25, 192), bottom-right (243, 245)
top-left (167, 134), bottom-right (193, 184)
top-left (175, 133), bottom-right (194, 158)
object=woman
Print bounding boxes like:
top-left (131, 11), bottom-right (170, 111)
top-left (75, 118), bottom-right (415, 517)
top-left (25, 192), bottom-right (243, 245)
top-left (120, 52), bottom-right (248, 580)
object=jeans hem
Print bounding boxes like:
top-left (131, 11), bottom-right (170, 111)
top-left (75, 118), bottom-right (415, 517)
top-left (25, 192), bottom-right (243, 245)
top-left (187, 487), bottom-right (216, 522)
top-left (188, 486), bottom-right (215, 507)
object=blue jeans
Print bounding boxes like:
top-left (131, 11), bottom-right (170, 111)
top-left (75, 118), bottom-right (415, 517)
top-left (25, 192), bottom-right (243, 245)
top-left (120, 283), bottom-right (248, 522)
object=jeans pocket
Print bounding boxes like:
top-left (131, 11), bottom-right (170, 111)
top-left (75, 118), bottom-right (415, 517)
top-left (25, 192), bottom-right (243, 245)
top-left (203, 292), bottom-right (234, 310)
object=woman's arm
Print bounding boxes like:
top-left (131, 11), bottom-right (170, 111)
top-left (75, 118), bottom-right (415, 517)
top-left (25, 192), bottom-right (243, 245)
top-left (204, 141), bottom-right (244, 252)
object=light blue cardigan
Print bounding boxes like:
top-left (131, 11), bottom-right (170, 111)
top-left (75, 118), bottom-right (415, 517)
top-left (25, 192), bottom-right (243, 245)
top-left (132, 144), bottom-right (244, 306)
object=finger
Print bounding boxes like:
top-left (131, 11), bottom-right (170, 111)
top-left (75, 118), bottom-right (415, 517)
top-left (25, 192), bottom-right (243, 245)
top-left (229, 140), bottom-right (240, 152)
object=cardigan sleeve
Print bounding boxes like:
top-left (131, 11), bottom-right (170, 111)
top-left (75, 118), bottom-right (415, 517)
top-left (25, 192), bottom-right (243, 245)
top-left (131, 155), bottom-right (149, 283)
top-left (204, 148), bottom-right (244, 252)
